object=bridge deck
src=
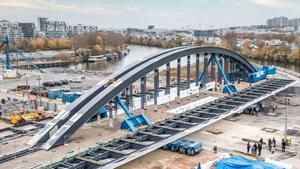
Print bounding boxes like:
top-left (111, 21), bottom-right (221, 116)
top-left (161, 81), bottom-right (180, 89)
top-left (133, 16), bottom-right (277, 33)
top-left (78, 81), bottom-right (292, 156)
top-left (43, 78), bottom-right (296, 169)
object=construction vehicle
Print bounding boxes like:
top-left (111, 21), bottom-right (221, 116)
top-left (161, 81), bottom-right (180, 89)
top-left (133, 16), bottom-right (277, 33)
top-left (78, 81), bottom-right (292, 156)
top-left (10, 109), bottom-right (45, 125)
top-left (162, 139), bottom-right (202, 156)
top-left (105, 78), bottom-right (116, 87)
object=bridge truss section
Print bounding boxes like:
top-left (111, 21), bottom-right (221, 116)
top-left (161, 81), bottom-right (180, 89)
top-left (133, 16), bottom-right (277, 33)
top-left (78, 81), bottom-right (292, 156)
top-left (42, 78), bottom-right (296, 169)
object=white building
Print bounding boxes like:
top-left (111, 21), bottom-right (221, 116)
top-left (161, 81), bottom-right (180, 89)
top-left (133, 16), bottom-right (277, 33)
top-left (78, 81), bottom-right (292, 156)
top-left (37, 17), bottom-right (98, 38)
top-left (0, 20), bottom-right (23, 43)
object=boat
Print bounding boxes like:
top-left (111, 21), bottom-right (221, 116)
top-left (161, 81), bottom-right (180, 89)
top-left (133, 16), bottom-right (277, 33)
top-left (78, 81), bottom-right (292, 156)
top-left (88, 55), bottom-right (106, 62)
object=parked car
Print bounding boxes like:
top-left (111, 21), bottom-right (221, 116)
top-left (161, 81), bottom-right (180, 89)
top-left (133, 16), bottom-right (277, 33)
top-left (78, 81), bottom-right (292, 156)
top-left (70, 78), bottom-right (82, 83)
top-left (43, 81), bottom-right (55, 87)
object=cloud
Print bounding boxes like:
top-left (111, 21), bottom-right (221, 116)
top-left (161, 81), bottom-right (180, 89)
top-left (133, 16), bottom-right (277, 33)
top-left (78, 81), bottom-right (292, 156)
top-left (246, 0), bottom-right (300, 9)
top-left (0, 0), bottom-right (142, 15)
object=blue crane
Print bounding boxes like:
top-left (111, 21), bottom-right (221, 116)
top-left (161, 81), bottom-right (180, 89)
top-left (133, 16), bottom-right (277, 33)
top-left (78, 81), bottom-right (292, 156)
top-left (0, 35), bottom-right (44, 73)
top-left (198, 55), bottom-right (237, 94)
top-left (214, 55), bottom-right (237, 94)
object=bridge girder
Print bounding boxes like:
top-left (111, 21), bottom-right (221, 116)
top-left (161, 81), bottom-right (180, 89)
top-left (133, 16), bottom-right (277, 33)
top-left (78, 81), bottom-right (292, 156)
top-left (29, 46), bottom-right (258, 150)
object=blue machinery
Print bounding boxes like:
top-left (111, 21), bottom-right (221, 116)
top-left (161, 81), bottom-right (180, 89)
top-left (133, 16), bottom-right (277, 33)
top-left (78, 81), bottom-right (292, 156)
top-left (163, 139), bottom-right (202, 156)
top-left (249, 65), bottom-right (276, 83)
top-left (198, 54), bottom-right (277, 94)
top-left (0, 35), bottom-right (44, 73)
top-left (115, 96), bottom-right (152, 132)
top-left (198, 54), bottom-right (237, 94)
top-left (88, 96), bottom-right (152, 131)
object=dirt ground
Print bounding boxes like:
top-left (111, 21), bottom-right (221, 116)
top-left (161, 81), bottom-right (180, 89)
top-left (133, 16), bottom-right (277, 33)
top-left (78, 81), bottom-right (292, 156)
top-left (0, 90), bottom-right (223, 169)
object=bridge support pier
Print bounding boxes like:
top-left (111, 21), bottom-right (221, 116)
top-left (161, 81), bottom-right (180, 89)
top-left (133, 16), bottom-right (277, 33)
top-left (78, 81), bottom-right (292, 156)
top-left (129, 85), bottom-right (133, 111)
top-left (195, 54), bottom-right (200, 87)
top-left (177, 58), bottom-right (181, 104)
top-left (108, 101), bottom-right (114, 128)
top-left (211, 54), bottom-right (216, 84)
top-left (125, 88), bottom-right (130, 108)
top-left (112, 98), bottom-right (119, 128)
top-left (140, 76), bottom-right (146, 111)
top-left (224, 57), bottom-right (229, 83)
top-left (187, 55), bottom-right (190, 89)
top-left (165, 63), bottom-right (170, 95)
top-left (217, 55), bottom-right (223, 85)
top-left (154, 69), bottom-right (159, 111)
top-left (202, 53), bottom-right (209, 88)
top-left (229, 59), bottom-right (234, 83)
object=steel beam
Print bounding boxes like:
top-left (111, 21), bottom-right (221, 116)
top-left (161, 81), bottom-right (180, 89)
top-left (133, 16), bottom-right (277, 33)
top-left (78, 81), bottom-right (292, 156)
top-left (165, 63), bottom-right (171, 94)
top-left (154, 69), bottom-right (159, 106)
top-left (224, 57), bottom-right (229, 81)
top-left (42, 79), bottom-right (296, 169)
top-left (140, 76), bottom-right (146, 110)
top-left (229, 59), bottom-right (234, 83)
top-left (177, 58), bottom-right (181, 97)
top-left (217, 55), bottom-right (223, 84)
top-left (187, 55), bottom-right (191, 89)
top-left (195, 54), bottom-right (200, 86)
top-left (37, 47), bottom-right (262, 151)
top-left (125, 88), bottom-right (130, 108)
top-left (129, 85), bottom-right (133, 110)
top-left (203, 53), bottom-right (209, 87)
top-left (211, 53), bottom-right (216, 82)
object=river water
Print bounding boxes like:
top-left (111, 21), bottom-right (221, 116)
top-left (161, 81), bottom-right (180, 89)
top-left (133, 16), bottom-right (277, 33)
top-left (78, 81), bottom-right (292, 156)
top-left (68, 45), bottom-right (300, 73)
top-left (68, 45), bottom-right (164, 72)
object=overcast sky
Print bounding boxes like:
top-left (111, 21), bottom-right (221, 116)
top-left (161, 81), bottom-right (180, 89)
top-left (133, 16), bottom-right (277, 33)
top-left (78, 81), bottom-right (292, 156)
top-left (0, 0), bottom-right (300, 29)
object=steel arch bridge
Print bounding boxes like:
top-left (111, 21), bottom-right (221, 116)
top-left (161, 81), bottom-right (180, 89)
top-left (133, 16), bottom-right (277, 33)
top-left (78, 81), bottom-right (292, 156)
top-left (29, 46), bottom-right (258, 150)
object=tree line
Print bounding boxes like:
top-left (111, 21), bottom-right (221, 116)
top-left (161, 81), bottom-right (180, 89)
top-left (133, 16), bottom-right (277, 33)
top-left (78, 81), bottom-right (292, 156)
top-left (4, 32), bottom-right (125, 56)
top-left (125, 35), bottom-right (183, 48)
top-left (219, 32), bottom-right (300, 64)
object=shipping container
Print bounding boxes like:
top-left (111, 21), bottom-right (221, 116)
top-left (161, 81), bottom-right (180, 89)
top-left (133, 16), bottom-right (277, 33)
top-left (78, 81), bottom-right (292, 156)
top-left (48, 89), bottom-right (62, 99)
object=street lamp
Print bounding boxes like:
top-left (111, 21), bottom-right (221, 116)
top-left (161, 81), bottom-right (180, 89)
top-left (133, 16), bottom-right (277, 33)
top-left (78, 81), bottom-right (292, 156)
top-left (37, 75), bottom-right (42, 107)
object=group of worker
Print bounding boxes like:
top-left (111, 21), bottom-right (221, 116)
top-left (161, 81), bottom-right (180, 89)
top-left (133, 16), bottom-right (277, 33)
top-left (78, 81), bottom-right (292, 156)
top-left (267, 138), bottom-right (276, 154)
top-left (284, 98), bottom-right (291, 105)
top-left (247, 137), bottom-right (288, 156)
top-left (247, 139), bottom-right (263, 156)
top-left (243, 103), bottom-right (264, 116)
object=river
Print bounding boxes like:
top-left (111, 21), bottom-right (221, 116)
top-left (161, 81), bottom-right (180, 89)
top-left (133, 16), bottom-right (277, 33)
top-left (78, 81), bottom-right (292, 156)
top-left (67, 45), bottom-right (300, 73)
top-left (68, 45), bottom-right (164, 72)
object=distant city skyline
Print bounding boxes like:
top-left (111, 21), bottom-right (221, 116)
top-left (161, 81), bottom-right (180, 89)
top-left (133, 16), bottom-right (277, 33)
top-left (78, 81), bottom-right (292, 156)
top-left (0, 0), bottom-right (300, 29)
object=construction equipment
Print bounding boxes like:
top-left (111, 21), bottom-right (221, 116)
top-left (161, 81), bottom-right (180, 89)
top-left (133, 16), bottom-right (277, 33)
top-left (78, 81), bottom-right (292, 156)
top-left (0, 35), bottom-right (44, 74)
top-left (115, 95), bottom-right (152, 132)
top-left (162, 139), bottom-right (202, 156)
top-left (198, 55), bottom-right (237, 94)
top-left (215, 56), bottom-right (237, 94)
top-left (10, 109), bottom-right (44, 125)
top-left (86, 107), bottom-right (108, 123)
top-left (249, 65), bottom-right (277, 83)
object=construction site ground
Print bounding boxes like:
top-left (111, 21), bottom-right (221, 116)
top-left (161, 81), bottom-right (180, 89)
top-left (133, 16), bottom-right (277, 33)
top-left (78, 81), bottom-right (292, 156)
top-left (0, 79), bottom-right (299, 169)
top-left (118, 92), bottom-right (300, 169)
top-left (0, 90), bottom-right (223, 169)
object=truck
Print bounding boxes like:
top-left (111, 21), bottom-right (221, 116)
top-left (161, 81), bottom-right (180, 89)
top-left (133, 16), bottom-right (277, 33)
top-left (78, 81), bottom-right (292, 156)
top-left (162, 139), bottom-right (202, 156)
